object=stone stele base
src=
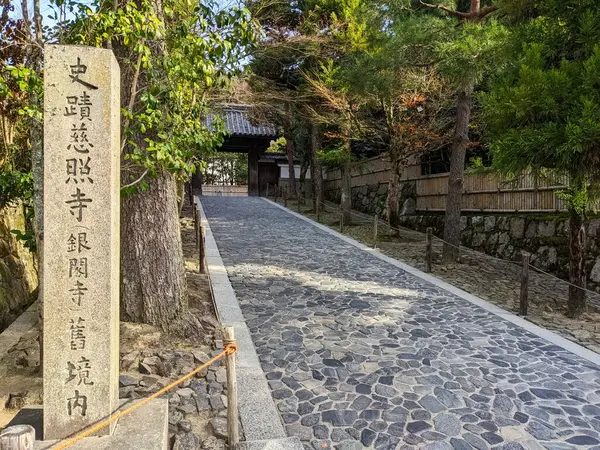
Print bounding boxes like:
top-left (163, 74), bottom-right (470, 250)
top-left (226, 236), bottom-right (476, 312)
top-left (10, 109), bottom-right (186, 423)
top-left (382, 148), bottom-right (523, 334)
top-left (7, 399), bottom-right (168, 450)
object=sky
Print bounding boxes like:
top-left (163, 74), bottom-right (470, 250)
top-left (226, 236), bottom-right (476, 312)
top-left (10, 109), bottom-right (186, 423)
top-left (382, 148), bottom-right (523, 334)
top-left (11, 0), bottom-right (243, 26)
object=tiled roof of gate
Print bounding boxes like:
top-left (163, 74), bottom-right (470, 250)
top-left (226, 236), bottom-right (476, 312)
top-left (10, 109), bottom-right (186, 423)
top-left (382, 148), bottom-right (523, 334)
top-left (206, 104), bottom-right (279, 137)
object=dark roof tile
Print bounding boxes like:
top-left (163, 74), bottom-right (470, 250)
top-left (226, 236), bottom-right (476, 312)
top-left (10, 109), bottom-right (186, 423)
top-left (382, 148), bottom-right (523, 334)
top-left (206, 104), bottom-right (278, 137)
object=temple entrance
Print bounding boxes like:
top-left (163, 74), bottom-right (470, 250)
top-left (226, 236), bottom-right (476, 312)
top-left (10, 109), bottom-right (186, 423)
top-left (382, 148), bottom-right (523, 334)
top-left (192, 105), bottom-right (280, 196)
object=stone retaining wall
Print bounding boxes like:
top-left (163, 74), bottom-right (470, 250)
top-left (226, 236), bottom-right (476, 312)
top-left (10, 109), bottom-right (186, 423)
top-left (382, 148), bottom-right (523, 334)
top-left (0, 203), bottom-right (38, 332)
top-left (324, 183), bottom-right (600, 293)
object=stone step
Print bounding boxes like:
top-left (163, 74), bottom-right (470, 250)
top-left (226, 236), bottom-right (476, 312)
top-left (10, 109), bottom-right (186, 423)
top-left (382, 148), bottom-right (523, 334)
top-left (235, 437), bottom-right (304, 450)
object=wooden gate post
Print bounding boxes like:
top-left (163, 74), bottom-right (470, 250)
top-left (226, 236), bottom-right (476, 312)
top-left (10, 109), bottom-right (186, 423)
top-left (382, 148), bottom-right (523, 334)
top-left (223, 327), bottom-right (239, 449)
top-left (0, 425), bottom-right (35, 450)
top-left (520, 252), bottom-right (530, 316)
top-left (425, 227), bottom-right (433, 273)
top-left (199, 225), bottom-right (207, 274)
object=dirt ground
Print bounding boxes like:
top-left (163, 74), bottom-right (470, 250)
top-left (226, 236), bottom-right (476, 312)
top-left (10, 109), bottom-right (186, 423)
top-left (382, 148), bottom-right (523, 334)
top-left (284, 198), bottom-right (600, 355)
top-left (0, 199), bottom-right (219, 436)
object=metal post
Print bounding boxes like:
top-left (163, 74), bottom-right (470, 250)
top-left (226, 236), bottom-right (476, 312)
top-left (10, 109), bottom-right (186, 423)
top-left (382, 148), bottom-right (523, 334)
top-left (284, 190), bottom-right (288, 207)
top-left (224, 327), bottom-right (239, 449)
top-left (266, 184), bottom-right (269, 198)
top-left (520, 252), bottom-right (530, 316)
top-left (0, 425), bottom-right (35, 450)
top-left (297, 196), bottom-right (301, 213)
top-left (199, 225), bottom-right (206, 274)
top-left (373, 215), bottom-right (378, 249)
top-left (425, 227), bottom-right (433, 273)
top-left (274, 186), bottom-right (278, 203)
top-left (340, 210), bottom-right (344, 233)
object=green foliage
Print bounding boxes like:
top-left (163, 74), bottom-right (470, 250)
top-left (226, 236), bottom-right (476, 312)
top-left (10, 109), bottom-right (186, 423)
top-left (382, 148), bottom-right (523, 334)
top-left (482, 2), bottom-right (600, 212)
top-left (436, 20), bottom-right (508, 89)
top-left (0, 170), bottom-right (32, 207)
top-left (266, 137), bottom-right (287, 153)
top-left (204, 152), bottom-right (248, 185)
top-left (10, 228), bottom-right (36, 253)
top-left (53, 0), bottom-right (261, 189)
top-left (317, 144), bottom-right (355, 169)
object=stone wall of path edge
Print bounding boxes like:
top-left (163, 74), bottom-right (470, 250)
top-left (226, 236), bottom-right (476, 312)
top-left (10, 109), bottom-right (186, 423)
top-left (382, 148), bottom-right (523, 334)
top-left (263, 198), bottom-right (600, 368)
top-left (196, 196), bottom-right (304, 450)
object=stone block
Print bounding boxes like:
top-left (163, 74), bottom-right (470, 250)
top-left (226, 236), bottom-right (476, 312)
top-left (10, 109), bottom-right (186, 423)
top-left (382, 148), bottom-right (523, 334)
top-left (472, 233), bottom-right (486, 248)
top-left (43, 45), bottom-right (120, 439)
top-left (525, 221), bottom-right (537, 239)
top-left (7, 399), bottom-right (169, 449)
top-left (538, 220), bottom-right (556, 237)
top-left (235, 437), bottom-right (304, 450)
top-left (509, 218), bottom-right (525, 239)
top-left (400, 198), bottom-right (416, 216)
top-left (591, 259), bottom-right (600, 283)
top-left (484, 216), bottom-right (496, 232)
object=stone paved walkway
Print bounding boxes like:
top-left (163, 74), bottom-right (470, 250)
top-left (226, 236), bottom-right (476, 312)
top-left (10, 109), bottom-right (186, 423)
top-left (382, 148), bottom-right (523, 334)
top-left (202, 197), bottom-right (600, 450)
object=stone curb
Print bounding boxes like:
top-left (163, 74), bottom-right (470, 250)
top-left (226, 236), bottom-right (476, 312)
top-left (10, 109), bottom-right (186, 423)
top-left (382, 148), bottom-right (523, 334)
top-left (0, 301), bottom-right (38, 359)
top-left (196, 197), bottom-right (299, 446)
top-left (264, 198), bottom-right (600, 368)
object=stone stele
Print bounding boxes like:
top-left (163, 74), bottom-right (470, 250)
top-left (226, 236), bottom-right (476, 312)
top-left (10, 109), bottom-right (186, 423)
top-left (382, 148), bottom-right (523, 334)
top-left (43, 45), bottom-right (120, 440)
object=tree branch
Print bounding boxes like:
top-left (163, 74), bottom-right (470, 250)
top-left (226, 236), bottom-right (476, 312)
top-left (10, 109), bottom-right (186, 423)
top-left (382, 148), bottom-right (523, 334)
top-left (419, 0), bottom-right (469, 19)
top-left (420, 0), bottom-right (498, 21)
top-left (121, 169), bottom-right (150, 189)
top-left (478, 5), bottom-right (499, 19)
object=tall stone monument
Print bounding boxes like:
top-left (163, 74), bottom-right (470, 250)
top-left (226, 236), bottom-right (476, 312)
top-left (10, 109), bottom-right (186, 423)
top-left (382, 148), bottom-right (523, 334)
top-left (43, 45), bottom-right (120, 440)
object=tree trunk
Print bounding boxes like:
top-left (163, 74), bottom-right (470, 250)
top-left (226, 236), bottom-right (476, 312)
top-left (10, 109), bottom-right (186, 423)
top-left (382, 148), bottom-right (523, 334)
top-left (340, 164), bottom-right (352, 225)
top-left (310, 123), bottom-right (324, 211)
top-left (387, 144), bottom-right (401, 236)
top-left (442, 79), bottom-right (474, 263)
top-left (114, 0), bottom-right (188, 330)
top-left (284, 103), bottom-right (297, 198)
top-left (121, 169), bottom-right (186, 328)
top-left (567, 205), bottom-right (587, 318)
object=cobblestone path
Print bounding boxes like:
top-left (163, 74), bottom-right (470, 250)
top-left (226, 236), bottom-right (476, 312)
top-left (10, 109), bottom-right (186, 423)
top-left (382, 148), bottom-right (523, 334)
top-left (202, 197), bottom-right (600, 450)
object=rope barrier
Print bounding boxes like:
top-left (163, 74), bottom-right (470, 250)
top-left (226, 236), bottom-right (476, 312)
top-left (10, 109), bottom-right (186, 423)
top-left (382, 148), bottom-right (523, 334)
top-left (52, 343), bottom-right (238, 450)
top-left (528, 264), bottom-right (600, 298)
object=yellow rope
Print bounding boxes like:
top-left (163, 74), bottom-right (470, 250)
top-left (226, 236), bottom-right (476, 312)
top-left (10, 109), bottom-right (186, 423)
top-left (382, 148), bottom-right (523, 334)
top-left (52, 343), bottom-right (238, 450)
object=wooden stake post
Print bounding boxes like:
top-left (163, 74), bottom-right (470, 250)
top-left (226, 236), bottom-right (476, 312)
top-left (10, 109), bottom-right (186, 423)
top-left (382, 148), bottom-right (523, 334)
top-left (373, 215), bottom-right (378, 249)
top-left (0, 425), bottom-right (35, 450)
top-left (195, 204), bottom-right (200, 250)
top-left (199, 225), bottom-right (206, 274)
top-left (520, 252), bottom-right (530, 316)
top-left (425, 227), bottom-right (433, 273)
top-left (223, 327), bottom-right (239, 449)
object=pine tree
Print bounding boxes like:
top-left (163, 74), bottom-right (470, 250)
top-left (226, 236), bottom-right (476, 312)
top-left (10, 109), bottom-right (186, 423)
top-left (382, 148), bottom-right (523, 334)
top-left (482, 0), bottom-right (600, 317)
